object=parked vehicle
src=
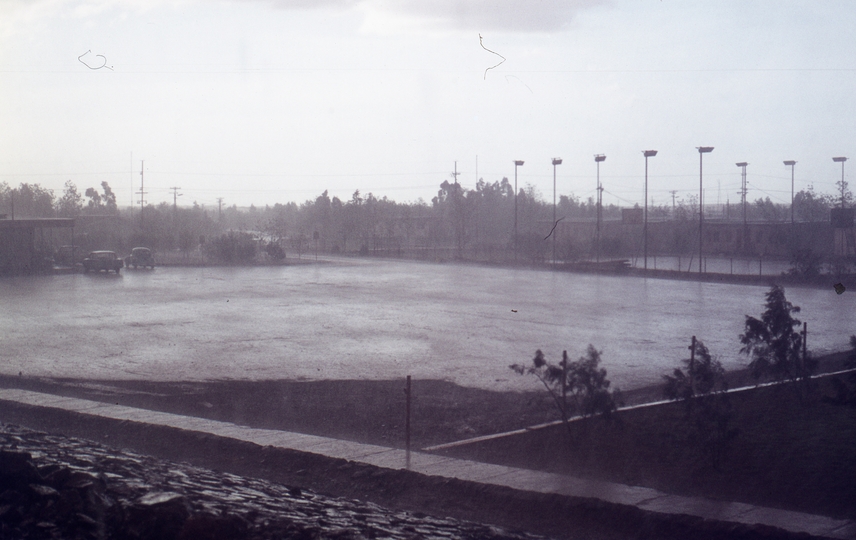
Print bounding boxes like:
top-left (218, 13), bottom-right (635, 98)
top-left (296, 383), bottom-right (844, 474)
top-left (82, 251), bottom-right (123, 274)
top-left (124, 247), bottom-right (156, 269)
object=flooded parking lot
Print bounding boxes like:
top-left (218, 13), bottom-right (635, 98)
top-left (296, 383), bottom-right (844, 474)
top-left (1, 258), bottom-right (852, 391)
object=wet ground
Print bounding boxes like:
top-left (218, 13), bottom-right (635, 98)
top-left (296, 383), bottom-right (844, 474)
top-left (1, 257), bottom-right (852, 391)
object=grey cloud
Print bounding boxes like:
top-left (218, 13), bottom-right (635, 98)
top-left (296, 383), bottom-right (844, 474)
top-left (253, 0), bottom-right (608, 32)
top-left (370, 0), bottom-right (609, 32)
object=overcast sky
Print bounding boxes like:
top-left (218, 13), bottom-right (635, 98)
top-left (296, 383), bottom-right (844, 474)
top-left (1, 0), bottom-right (854, 210)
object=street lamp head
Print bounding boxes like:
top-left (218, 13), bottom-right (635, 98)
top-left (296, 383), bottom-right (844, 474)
top-left (594, 154), bottom-right (606, 162)
top-left (783, 160), bottom-right (796, 166)
top-left (833, 157), bottom-right (848, 163)
top-left (735, 162), bottom-right (748, 167)
top-left (552, 158), bottom-right (563, 166)
top-left (514, 160), bottom-right (524, 166)
top-left (697, 146), bottom-right (714, 154)
top-left (643, 150), bottom-right (658, 158)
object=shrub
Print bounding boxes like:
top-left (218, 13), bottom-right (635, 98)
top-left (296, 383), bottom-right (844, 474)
top-left (663, 339), bottom-right (738, 470)
top-left (511, 345), bottom-right (622, 441)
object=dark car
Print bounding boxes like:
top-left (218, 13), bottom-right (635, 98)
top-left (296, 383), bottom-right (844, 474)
top-left (82, 251), bottom-right (124, 274)
top-left (124, 247), bottom-right (156, 269)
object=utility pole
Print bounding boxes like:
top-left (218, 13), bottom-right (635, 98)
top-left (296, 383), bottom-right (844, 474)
top-left (170, 186), bottom-right (183, 211)
top-left (670, 190), bottom-right (677, 218)
top-left (737, 162), bottom-right (749, 253)
top-left (217, 198), bottom-right (224, 221)
top-left (451, 161), bottom-right (461, 259)
top-left (136, 161), bottom-right (148, 229)
top-left (170, 187), bottom-right (183, 248)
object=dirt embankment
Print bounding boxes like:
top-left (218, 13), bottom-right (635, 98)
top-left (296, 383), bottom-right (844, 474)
top-left (0, 402), bottom-right (824, 540)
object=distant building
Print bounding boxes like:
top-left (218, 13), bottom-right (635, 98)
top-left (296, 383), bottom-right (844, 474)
top-left (0, 218), bottom-right (75, 275)
top-left (556, 216), bottom-right (855, 260)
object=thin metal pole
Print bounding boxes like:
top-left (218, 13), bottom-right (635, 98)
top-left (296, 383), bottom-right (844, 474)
top-left (644, 156), bottom-right (649, 270)
top-left (790, 163), bottom-right (795, 225)
top-left (514, 165), bottom-right (518, 263)
top-left (553, 163), bottom-right (557, 265)
top-left (689, 336), bottom-right (696, 395)
top-left (405, 375), bottom-right (411, 469)
top-left (699, 153), bottom-right (703, 274)
top-left (596, 161), bottom-right (601, 263)
top-left (740, 165), bottom-right (748, 253)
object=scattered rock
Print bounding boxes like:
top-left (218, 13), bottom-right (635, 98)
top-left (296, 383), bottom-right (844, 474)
top-left (0, 424), bottom-right (547, 540)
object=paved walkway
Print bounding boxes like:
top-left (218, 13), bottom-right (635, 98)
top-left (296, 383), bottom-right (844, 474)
top-left (0, 388), bottom-right (853, 539)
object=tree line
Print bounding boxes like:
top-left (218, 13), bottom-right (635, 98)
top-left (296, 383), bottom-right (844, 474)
top-left (0, 177), bottom-right (848, 264)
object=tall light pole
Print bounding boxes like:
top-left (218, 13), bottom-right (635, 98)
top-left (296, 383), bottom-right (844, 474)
top-left (784, 160), bottom-right (796, 224)
top-left (643, 150), bottom-right (658, 270)
top-left (552, 158), bottom-right (563, 265)
top-left (595, 154), bottom-right (606, 263)
top-left (514, 160), bottom-right (524, 262)
top-left (833, 157), bottom-right (848, 208)
top-left (697, 147), bottom-right (714, 273)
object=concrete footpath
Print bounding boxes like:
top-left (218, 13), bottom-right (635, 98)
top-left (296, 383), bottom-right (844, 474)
top-left (0, 388), bottom-right (853, 540)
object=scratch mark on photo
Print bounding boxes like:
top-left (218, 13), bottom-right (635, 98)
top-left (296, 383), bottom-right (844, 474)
top-left (78, 50), bottom-right (113, 71)
top-left (479, 34), bottom-right (505, 80)
top-left (505, 75), bottom-right (533, 94)
top-left (544, 217), bottom-right (565, 240)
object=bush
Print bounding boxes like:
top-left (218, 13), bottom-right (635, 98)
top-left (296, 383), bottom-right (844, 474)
top-left (511, 345), bottom-right (622, 442)
top-left (663, 339), bottom-right (738, 470)
top-left (786, 249), bottom-right (823, 278)
top-left (265, 242), bottom-right (285, 261)
top-left (204, 232), bottom-right (258, 264)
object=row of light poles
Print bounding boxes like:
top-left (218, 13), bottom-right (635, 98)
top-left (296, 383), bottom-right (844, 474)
top-left (514, 153), bottom-right (849, 273)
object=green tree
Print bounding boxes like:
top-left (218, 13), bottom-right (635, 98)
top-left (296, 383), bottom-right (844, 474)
top-left (793, 185), bottom-right (831, 222)
top-left (663, 339), bottom-right (727, 402)
top-left (101, 181), bottom-right (117, 212)
top-left (511, 345), bottom-right (622, 441)
top-left (786, 248), bottom-right (823, 278)
top-left (5, 183), bottom-right (55, 218)
top-left (739, 285), bottom-right (814, 384)
top-left (663, 339), bottom-right (737, 470)
top-left (56, 180), bottom-right (83, 217)
top-left (84, 187), bottom-right (102, 209)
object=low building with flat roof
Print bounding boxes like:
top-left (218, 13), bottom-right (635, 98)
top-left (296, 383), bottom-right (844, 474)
top-left (0, 218), bottom-right (75, 275)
